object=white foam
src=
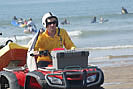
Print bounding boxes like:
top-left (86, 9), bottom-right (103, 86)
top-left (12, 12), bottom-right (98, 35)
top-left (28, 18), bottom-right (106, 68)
top-left (77, 45), bottom-right (133, 50)
top-left (68, 30), bottom-right (82, 37)
top-left (0, 35), bottom-right (33, 44)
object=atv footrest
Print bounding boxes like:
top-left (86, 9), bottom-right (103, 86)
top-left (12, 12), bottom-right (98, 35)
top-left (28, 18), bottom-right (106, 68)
top-left (3, 67), bottom-right (25, 71)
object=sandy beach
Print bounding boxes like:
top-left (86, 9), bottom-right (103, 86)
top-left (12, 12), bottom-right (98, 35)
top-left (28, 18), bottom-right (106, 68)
top-left (101, 64), bottom-right (133, 89)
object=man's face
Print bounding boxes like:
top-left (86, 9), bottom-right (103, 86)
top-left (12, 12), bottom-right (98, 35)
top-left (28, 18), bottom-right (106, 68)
top-left (47, 18), bottom-right (57, 32)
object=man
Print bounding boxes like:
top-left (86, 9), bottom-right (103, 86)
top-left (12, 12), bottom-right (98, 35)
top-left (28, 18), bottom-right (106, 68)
top-left (121, 7), bottom-right (128, 14)
top-left (13, 16), bottom-right (18, 21)
top-left (34, 12), bottom-right (76, 67)
top-left (91, 16), bottom-right (96, 23)
top-left (27, 18), bottom-right (37, 31)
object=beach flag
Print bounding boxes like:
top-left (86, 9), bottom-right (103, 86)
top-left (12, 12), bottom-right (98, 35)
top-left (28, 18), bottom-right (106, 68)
top-left (27, 30), bottom-right (40, 71)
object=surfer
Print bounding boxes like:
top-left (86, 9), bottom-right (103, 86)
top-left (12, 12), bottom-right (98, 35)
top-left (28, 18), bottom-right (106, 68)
top-left (99, 17), bottom-right (104, 23)
top-left (27, 18), bottom-right (37, 30)
top-left (23, 19), bottom-right (27, 25)
top-left (23, 18), bottom-right (37, 33)
top-left (99, 17), bottom-right (109, 23)
top-left (13, 16), bottom-right (18, 21)
top-left (91, 16), bottom-right (97, 23)
top-left (24, 24), bottom-right (36, 33)
top-left (11, 16), bottom-right (19, 26)
top-left (121, 7), bottom-right (128, 14)
top-left (18, 18), bottom-right (24, 25)
top-left (61, 18), bottom-right (70, 25)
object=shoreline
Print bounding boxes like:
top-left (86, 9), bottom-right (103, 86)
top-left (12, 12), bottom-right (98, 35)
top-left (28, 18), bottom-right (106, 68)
top-left (101, 64), bottom-right (133, 89)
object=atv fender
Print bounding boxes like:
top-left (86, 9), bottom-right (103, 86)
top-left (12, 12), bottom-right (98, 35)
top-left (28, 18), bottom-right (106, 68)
top-left (24, 71), bottom-right (47, 89)
top-left (0, 71), bottom-right (21, 89)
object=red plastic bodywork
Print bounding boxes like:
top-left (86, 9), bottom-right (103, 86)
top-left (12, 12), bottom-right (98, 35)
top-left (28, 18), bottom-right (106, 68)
top-left (12, 67), bottom-right (97, 88)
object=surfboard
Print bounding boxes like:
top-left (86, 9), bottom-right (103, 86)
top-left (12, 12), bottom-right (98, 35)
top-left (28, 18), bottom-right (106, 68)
top-left (11, 20), bottom-right (27, 28)
top-left (11, 20), bottom-right (19, 26)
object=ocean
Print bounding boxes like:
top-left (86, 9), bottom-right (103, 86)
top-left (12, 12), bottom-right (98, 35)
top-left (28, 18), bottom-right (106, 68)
top-left (0, 0), bottom-right (133, 67)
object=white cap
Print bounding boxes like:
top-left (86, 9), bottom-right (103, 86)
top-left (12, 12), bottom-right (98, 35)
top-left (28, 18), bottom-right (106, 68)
top-left (42, 12), bottom-right (58, 28)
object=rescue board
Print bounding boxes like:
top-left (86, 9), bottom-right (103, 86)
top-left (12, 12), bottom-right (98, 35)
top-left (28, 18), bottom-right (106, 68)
top-left (0, 42), bottom-right (28, 70)
top-left (11, 20), bottom-right (26, 28)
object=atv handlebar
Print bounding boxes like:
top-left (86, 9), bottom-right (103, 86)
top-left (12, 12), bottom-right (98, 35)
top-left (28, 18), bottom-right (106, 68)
top-left (30, 50), bottom-right (49, 56)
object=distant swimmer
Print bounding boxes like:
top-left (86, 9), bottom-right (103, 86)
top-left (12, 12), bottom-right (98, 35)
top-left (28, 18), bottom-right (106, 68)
top-left (99, 17), bottom-right (109, 23)
top-left (23, 19), bottom-right (27, 25)
top-left (13, 16), bottom-right (18, 21)
top-left (91, 16), bottom-right (97, 23)
top-left (18, 18), bottom-right (24, 25)
top-left (17, 18), bottom-right (28, 28)
top-left (27, 18), bottom-right (37, 30)
top-left (61, 18), bottom-right (70, 25)
top-left (99, 17), bottom-right (104, 23)
top-left (24, 24), bottom-right (37, 34)
top-left (121, 7), bottom-right (128, 14)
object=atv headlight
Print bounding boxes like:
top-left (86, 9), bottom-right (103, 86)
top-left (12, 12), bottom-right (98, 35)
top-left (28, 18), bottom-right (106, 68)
top-left (87, 74), bottom-right (96, 83)
top-left (48, 77), bottom-right (62, 85)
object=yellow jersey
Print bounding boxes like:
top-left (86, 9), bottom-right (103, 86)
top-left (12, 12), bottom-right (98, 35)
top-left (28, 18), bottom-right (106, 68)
top-left (35, 28), bottom-right (76, 62)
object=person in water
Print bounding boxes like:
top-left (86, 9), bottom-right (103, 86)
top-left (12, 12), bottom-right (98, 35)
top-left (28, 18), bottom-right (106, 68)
top-left (61, 18), bottom-right (70, 25)
top-left (12, 16), bottom-right (18, 25)
top-left (99, 17), bottom-right (104, 23)
top-left (34, 12), bottom-right (76, 67)
top-left (23, 18), bottom-right (37, 33)
top-left (91, 16), bottom-right (97, 23)
top-left (27, 24), bottom-right (35, 33)
top-left (99, 17), bottom-right (109, 23)
top-left (23, 19), bottom-right (27, 25)
top-left (18, 18), bottom-right (24, 25)
top-left (121, 7), bottom-right (128, 14)
top-left (13, 16), bottom-right (18, 21)
top-left (27, 18), bottom-right (37, 30)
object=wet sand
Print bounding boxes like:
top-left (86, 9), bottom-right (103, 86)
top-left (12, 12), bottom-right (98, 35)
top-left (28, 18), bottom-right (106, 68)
top-left (101, 64), bottom-right (133, 89)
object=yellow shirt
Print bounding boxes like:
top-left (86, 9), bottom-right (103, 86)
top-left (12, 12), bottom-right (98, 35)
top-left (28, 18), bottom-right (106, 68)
top-left (35, 28), bottom-right (76, 62)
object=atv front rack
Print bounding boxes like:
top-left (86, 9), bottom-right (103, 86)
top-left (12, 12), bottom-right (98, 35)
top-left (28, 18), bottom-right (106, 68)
top-left (45, 67), bottom-right (103, 88)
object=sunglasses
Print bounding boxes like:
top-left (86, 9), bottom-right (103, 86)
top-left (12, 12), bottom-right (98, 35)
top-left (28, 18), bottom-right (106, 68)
top-left (47, 21), bottom-right (57, 25)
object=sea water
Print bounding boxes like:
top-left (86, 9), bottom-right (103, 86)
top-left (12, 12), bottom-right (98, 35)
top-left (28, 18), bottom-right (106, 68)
top-left (0, 0), bottom-right (133, 67)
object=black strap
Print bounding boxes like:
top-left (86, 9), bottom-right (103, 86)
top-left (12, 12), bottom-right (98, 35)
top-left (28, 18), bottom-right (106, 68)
top-left (57, 27), bottom-right (60, 36)
top-left (58, 27), bottom-right (63, 46)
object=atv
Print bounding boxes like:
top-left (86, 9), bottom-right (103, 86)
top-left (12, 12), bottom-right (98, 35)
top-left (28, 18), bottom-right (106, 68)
top-left (0, 31), bottom-right (104, 89)
top-left (0, 46), bottom-right (104, 89)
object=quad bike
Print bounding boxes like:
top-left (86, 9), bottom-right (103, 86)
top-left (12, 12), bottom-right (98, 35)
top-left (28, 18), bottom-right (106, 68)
top-left (0, 43), bottom-right (104, 89)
